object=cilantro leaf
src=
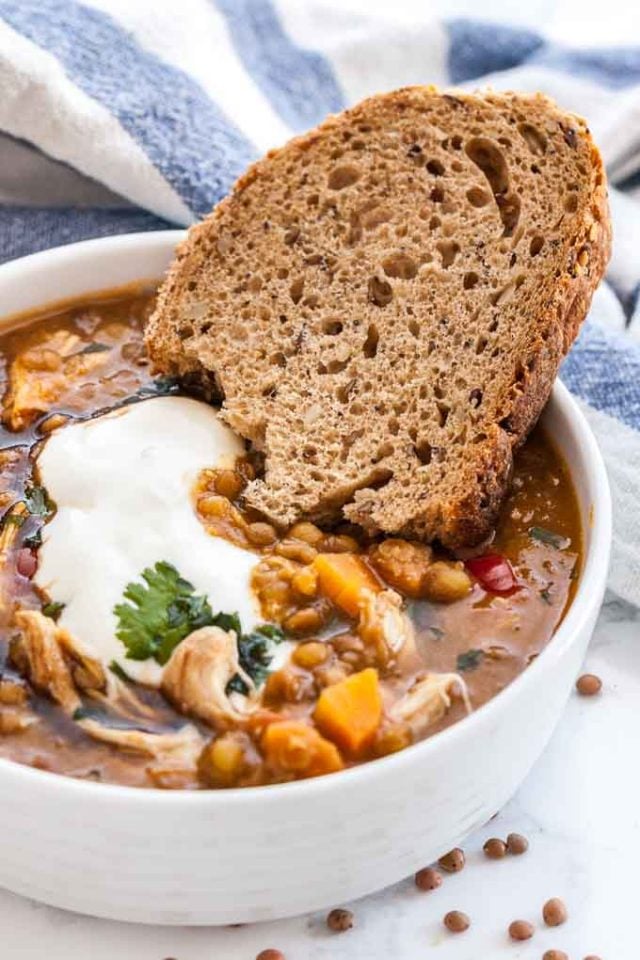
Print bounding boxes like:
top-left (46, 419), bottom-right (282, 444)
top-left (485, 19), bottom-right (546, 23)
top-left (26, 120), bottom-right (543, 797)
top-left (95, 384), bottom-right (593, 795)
top-left (457, 649), bottom-right (484, 672)
top-left (114, 562), bottom-right (285, 687)
top-left (114, 561), bottom-right (214, 665)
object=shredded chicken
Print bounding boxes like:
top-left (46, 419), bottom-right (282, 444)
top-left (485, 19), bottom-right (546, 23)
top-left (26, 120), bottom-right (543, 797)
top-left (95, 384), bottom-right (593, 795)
top-left (162, 625), bottom-right (256, 726)
top-left (389, 672), bottom-right (471, 736)
top-left (13, 610), bottom-right (81, 714)
top-left (3, 330), bottom-right (109, 431)
top-left (78, 716), bottom-right (204, 760)
top-left (358, 588), bottom-right (415, 666)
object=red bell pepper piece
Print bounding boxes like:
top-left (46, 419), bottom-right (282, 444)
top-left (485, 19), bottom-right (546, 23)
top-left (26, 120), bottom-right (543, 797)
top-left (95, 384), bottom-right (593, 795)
top-left (465, 554), bottom-right (518, 595)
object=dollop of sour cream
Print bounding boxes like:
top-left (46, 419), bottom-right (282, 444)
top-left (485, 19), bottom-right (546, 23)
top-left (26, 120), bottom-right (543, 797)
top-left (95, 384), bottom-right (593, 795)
top-left (35, 396), bottom-right (262, 686)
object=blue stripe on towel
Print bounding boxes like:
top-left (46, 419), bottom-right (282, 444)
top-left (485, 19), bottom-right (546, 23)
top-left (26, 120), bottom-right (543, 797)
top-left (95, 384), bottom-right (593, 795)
top-left (562, 321), bottom-right (640, 431)
top-left (0, 0), bottom-right (255, 217)
top-left (0, 206), bottom-right (171, 266)
top-left (215, 0), bottom-right (344, 129)
top-left (447, 18), bottom-right (640, 90)
top-left (447, 19), bottom-right (544, 84)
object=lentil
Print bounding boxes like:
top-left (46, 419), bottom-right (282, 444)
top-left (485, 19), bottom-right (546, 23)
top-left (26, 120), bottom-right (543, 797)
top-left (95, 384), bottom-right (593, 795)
top-left (438, 848), bottom-right (465, 873)
top-left (483, 837), bottom-right (507, 859)
top-left (543, 951), bottom-right (568, 960)
top-left (444, 910), bottom-right (470, 933)
top-left (506, 832), bottom-right (529, 855)
top-left (576, 673), bottom-right (602, 696)
top-left (326, 908), bottom-right (354, 932)
top-left (256, 950), bottom-right (285, 960)
top-left (292, 641), bottom-right (329, 669)
top-left (414, 867), bottom-right (442, 891)
top-left (509, 920), bottom-right (534, 941)
top-left (543, 897), bottom-right (568, 927)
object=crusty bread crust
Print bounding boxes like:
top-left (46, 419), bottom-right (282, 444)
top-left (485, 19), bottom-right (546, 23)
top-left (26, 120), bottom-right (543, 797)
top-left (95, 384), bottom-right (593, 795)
top-left (146, 86), bottom-right (611, 547)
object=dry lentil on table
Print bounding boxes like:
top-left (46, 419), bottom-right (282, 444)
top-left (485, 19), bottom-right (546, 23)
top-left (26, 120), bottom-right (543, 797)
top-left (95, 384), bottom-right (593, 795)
top-left (543, 897), bottom-right (568, 927)
top-left (576, 673), bottom-right (602, 696)
top-left (438, 848), bottom-right (466, 873)
top-left (483, 837), bottom-right (507, 859)
top-left (509, 919), bottom-right (534, 941)
top-left (326, 908), bottom-right (354, 932)
top-left (414, 866), bottom-right (443, 891)
top-left (443, 910), bottom-right (470, 933)
top-left (506, 832), bottom-right (529, 855)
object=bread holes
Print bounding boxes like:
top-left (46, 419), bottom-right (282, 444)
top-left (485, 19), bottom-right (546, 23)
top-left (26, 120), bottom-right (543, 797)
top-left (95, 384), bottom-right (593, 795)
top-left (451, 134), bottom-right (463, 150)
top-left (372, 442), bottom-right (394, 463)
top-left (463, 271), bottom-right (479, 290)
top-left (363, 324), bottom-right (379, 359)
top-left (328, 164), bottom-right (360, 190)
top-left (382, 253), bottom-right (418, 280)
top-left (336, 378), bottom-right (357, 404)
top-left (277, 267), bottom-right (289, 280)
top-left (564, 193), bottom-right (578, 213)
top-left (465, 137), bottom-right (520, 237)
top-left (429, 215), bottom-right (441, 231)
top-left (368, 276), bottom-right (393, 307)
top-left (426, 159), bottom-right (445, 176)
top-left (436, 402), bottom-right (450, 428)
top-left (388, 417), bottom-right (400, 435)
top-left (530, 235), bottom-right (544, 257)
top-left (475, 335), bottom-right (488, 355)
top-left (467, 187), bottom-right (490, 207)
top-left (303, 444), bottom-right (318, 463)
top-left (469, 388), bottom-right (483, 408)
top-left (322, 318), bottom-right (343, 335)
top-left (430, 185), bottom-right (445, 203)
top-left (289, 277), bottom-right (305, 304)
top-left (271, 352), bottom-right (287, 368)
top-left (326, 358), bottom-right (350, 375)
top-left (437, 240), bottom-right (460, 268)
top-left (408, 319), bottom-right (420, 338)
top-left (413, 439), bottom-right (432, 465)
top-left (451, 160), bottom-right (464, 173)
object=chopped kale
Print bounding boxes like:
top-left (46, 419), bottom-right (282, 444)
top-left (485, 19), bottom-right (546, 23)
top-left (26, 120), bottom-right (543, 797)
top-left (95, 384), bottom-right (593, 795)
top-left (23, 484), bottom-right (53, 518)
top-left (108, 660), bottom-right (133, 683)
top-left (42, 601), bottom-right (65, 621)
top-left (529, 526), bottom-right (570, 550)
top-left (231, 624), bottom-right (285, 694)
top-left (2, 513), bottom-right (25, 528)
top-left (457, 649), bottom-right (484, 672)
top-left (77, 342), bottom-right (111, 355)
top-left (23, 528), bottom-right (42, 549)
top-left (539, 585), bottom-right (553, 605)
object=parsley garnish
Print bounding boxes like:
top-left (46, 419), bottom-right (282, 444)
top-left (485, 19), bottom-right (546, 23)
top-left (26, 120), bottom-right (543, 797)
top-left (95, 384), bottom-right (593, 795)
top-left (529, 526), bottom-right (570, 550)
top-left (42, 601), bottom-right (65, 621)
top-left (457, 649), bottom-right (484, 672)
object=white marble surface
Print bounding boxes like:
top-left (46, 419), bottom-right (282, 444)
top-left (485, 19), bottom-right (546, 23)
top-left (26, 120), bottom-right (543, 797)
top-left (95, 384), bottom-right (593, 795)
top-left (1, 591), bottom-right (635, 959)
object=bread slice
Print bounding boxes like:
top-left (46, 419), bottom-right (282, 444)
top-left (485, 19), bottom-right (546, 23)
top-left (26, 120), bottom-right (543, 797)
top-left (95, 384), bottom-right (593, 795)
top-left (146, 87), bottom-right (610, 548)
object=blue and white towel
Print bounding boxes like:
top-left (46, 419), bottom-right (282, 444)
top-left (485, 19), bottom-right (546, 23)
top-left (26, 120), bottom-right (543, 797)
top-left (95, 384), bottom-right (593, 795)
top-left (0, 0), bottom-right (639, 605)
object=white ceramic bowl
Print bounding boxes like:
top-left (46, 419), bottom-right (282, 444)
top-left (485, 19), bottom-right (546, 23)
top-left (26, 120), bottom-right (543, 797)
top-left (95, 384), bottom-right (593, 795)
top-left (0, 233), bottom-right (611, 925)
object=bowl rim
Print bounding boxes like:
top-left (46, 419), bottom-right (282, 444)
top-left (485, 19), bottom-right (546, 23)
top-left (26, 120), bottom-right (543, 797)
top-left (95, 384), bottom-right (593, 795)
top-left (0, 232), bottom-right (612, 807)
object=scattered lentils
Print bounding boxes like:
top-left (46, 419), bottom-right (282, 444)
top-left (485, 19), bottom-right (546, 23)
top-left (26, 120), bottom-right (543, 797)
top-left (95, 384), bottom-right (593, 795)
top-left (438, 847), bottom-right (465, 873)
top-left (256, 951), bottom-right (285, 960)
top-left (326, 908), bottom-right (354, 932)
top-left (483, 837), bottom-right (507, 859)
top-left (543, 897), bottom-right (568, 927)
top-left (414, 867), bottom-right (443, 891)
top-left (444, 910), bottom-right (470, 933)
top-left (543, 951), bottom-right (568, 960)
top-left (576, 673), bottom-right (602, 696)
top-left (506, 832), bottom-right (529, 855)
top-left (508, 920), bottom-right (534, 941)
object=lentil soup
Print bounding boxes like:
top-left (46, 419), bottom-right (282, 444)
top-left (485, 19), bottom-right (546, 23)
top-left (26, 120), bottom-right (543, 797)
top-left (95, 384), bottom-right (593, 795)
top-left (0, 289), bottom-right (582, 789)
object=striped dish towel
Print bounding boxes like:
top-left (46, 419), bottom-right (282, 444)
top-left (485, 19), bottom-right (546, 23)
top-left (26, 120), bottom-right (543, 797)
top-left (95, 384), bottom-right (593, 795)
top-left (0, 0), bottom-right (639, 605)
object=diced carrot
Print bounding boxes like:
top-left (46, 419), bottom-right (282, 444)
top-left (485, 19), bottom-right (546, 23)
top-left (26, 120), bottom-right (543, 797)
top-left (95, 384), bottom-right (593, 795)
top-left (312, 552), bottom-right (380, 617)
top-left (262, 720), bottom-right (344, 779)
top-left (314, 668), bottom-right (383, 757)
